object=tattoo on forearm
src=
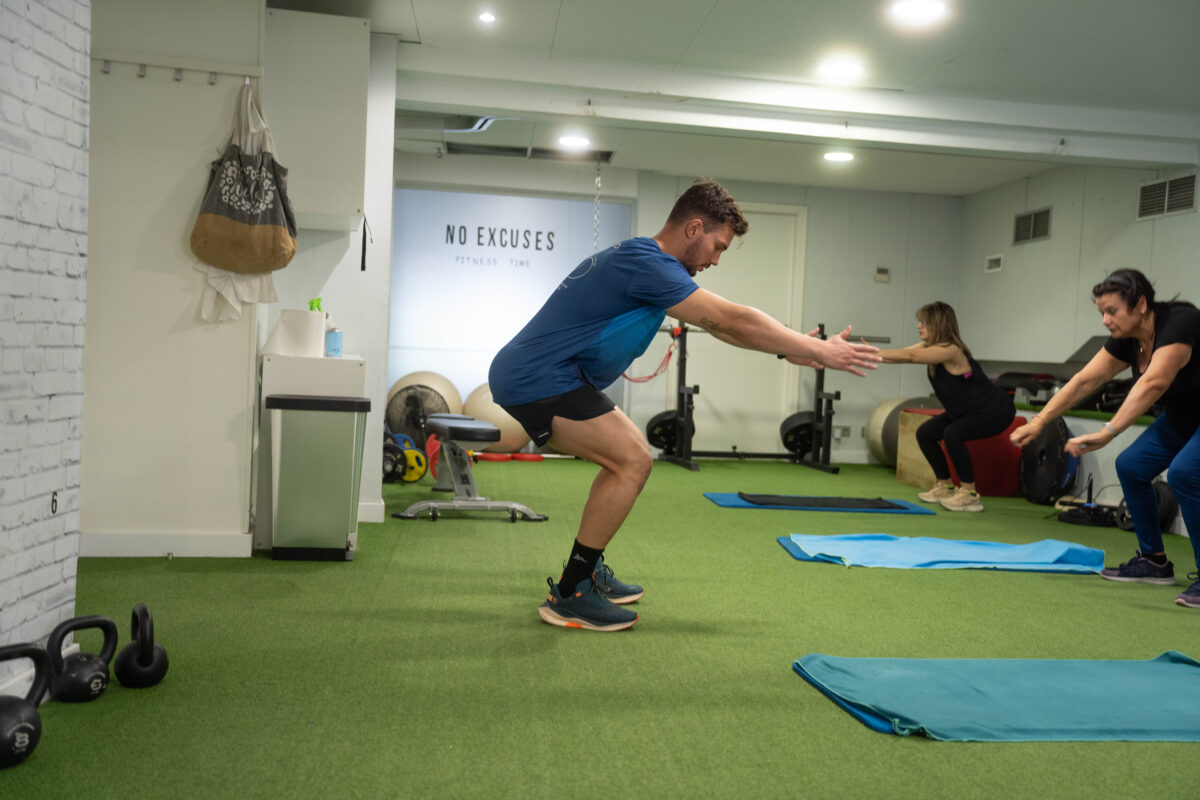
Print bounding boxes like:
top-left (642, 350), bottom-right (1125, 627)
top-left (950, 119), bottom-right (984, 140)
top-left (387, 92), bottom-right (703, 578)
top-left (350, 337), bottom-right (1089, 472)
top-left (699, 315), bottom-right (721, 330)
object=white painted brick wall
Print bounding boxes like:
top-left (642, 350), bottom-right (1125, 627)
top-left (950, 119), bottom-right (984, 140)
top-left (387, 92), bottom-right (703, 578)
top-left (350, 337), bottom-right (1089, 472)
top-left (0, 0), bottom-right (90, 684)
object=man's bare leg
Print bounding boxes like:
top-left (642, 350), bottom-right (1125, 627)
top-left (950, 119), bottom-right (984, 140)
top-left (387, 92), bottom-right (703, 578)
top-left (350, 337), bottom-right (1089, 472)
top-left (544, 407), bottom-right (651, 596)
top-left (536, 407), bottom-right (650, 630)
top-left (547, 407), bottom-right (653, 550)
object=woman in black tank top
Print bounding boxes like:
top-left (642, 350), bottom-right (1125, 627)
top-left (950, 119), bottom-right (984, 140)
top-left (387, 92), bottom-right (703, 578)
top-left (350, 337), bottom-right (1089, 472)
top-left (878, 302), bottom-right (1015, 512)
top-left (1010, 269), bottom-right (1200, 607)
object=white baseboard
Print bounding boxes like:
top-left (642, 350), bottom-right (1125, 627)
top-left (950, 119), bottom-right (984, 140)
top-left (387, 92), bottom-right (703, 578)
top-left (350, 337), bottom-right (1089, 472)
top-left (79, 531), bottom-right (253, 558)
top-left (0, 644), bottom-right (78, 703)
top-left (358, 498), bottom-right (384, 524)
top-left (833, 448), bottom-right (870, 464)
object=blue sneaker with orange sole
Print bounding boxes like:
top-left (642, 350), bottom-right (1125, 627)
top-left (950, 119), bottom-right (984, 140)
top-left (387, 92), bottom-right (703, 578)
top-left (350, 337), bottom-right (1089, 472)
top-left (538, 577), bottom-right (638, 631)
top-left (593, 556), bottom-right (644, 604)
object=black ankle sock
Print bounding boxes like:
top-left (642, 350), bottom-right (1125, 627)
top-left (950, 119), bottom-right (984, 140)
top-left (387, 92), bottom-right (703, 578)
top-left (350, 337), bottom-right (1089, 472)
top-left (1145, 552), bottom-right (1168, 566)
top-left (559, 540), bottom-right (603, 595)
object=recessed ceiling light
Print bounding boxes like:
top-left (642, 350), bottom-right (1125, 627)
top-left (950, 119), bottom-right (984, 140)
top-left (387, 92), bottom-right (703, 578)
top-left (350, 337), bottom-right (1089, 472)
top-left (816, 55), bottom-right (866, 84)
top-left (887, 0), bottom-right (949, 30)
top-left (558, 135), bottom-right (590, 151)
top-left (824, 152), bottom-right (854, 162)
top-left (478, 11), bottom-right (496, 24)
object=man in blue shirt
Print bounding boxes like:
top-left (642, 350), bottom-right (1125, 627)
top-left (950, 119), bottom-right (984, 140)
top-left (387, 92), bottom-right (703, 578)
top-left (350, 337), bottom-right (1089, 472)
top-left (490, 180), bottom-right (880, 631)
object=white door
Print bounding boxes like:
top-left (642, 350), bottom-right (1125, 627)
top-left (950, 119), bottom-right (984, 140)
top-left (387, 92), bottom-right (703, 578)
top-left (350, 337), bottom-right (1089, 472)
top-left (679, 205), bottom-right (807, 453)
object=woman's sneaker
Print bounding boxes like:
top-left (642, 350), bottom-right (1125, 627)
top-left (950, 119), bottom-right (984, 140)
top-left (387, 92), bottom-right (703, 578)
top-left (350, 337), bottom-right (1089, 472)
top-left (940, 487), bottom-right (983, 512)
top-left (1174, 573), bottom-right (1200, 607)
top-left (1100, 552), bottom-right (1175, 585)
top-left (538, 577), bottom-right (639, 631)
top-left (918, 482), bottom-right (956, 503)
top-left (592, 556), bottom-right (644, 604)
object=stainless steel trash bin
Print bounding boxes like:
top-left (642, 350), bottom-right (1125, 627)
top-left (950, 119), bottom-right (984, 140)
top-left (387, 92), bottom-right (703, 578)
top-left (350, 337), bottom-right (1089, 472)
top-left (264, 394), bottom-right (371, 561)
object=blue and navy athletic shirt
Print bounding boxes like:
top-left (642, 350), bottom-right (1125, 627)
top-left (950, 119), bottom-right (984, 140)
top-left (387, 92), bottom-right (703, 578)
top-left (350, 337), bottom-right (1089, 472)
top-left (489, 237), bottom-right (699, 407)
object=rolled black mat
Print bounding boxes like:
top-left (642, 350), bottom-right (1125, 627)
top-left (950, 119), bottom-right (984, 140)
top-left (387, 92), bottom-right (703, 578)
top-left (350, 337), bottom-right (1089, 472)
top-left (737, 493), bottom-right (906, 510)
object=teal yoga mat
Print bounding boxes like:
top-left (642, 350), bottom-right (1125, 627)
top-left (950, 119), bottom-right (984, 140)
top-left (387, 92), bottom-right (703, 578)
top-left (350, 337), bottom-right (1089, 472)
top-left (704, 492), bottom-right (934, 515)
top-left (794, 651), bottom-right (1200, 741)
top-left (778, 533), bottom-right (1104, 573)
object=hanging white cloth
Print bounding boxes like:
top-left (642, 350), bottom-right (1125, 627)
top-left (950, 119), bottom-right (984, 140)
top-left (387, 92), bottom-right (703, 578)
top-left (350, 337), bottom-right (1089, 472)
top-left (196, 262), bottom-right (278, 322)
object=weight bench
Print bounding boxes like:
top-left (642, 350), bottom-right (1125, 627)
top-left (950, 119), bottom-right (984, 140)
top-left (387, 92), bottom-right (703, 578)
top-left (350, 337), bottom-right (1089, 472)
top-left (393, 413), bottom-right (547, 522)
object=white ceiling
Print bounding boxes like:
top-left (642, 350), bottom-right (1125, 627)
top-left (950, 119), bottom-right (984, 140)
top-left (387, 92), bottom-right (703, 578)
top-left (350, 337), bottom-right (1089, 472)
top-left (269, 0), bottom-right (1200, 196)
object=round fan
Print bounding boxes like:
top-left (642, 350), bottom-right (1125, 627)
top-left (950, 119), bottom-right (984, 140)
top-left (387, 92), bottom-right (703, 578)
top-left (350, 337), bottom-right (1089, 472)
top-left (385, 371), bottom-right (462, 449)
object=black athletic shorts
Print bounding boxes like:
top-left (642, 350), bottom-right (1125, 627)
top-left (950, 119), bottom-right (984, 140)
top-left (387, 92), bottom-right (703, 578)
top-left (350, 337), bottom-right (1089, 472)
top-left (501, 385), bottom-right (616, 448)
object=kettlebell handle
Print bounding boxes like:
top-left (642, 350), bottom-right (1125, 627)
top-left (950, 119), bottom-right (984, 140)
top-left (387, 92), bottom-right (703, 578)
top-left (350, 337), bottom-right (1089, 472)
top-left (45, 615), bottom-right (118, 674)
top-left (130, 603), bottom-right (155, 666)
top-left (0, 643), bottom-right (51, 704)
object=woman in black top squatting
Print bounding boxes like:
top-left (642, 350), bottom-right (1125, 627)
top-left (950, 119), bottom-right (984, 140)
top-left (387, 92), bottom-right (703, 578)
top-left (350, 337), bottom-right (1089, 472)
top-left (877, 302), bottom-right (1015, 512)
top-left (1011, 269), bottom-right (1200, 608)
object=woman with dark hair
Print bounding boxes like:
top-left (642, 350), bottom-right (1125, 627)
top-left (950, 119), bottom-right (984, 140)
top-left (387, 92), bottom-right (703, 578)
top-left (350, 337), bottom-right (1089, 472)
top-left (1010, 269), bottom-right (1200, 608)
top-left (878, 301), bottom-right (1015, 512)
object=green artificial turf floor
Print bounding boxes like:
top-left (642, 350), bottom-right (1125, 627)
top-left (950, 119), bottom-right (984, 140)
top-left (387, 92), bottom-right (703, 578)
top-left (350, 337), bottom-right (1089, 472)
top-left (8, 459), bottom-right (1199, 798)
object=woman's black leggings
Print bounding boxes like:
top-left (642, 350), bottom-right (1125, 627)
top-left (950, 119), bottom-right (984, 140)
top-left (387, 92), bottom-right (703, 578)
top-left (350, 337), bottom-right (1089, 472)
top-left (916, 410), bottom-right (1014, 483)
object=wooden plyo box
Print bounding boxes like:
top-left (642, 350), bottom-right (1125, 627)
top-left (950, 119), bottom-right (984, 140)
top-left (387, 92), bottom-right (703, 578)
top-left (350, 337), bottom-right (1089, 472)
top-left (896, 409), bottom-right (939, 490)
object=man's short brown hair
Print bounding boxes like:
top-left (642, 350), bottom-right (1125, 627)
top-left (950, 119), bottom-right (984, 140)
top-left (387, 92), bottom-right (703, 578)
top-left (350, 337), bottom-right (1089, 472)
top-left (666, 179), bottom-right (749, 236)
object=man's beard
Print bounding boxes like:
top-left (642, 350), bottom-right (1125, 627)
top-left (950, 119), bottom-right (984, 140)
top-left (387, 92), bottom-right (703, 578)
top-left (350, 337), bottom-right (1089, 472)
top-left (680, 240), bottom-right (704, 276)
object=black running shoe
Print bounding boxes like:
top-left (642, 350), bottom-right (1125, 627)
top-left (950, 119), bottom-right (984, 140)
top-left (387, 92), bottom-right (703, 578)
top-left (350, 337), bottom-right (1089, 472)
top-left (1175, 573), bottom-right (1200, 608)
top-left (1100, 552), bottom-right (1175, 585)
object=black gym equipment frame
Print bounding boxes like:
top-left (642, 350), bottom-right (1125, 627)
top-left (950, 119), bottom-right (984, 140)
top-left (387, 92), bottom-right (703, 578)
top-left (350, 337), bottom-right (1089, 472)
top-left (652, 324), bottom-right (840, 473)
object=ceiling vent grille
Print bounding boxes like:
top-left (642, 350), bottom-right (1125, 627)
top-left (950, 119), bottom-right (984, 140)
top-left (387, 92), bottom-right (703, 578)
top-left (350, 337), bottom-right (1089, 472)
top-left (1013, 208), bottom-right (1051, 244)
top-left (1138, 173), bottom-right (1196, 220)
top-left (445, 142), bottom-right (614, 163)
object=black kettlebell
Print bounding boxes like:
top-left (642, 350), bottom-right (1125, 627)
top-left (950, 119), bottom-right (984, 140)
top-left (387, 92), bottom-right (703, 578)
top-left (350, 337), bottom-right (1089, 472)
top-left (114, 603), bottom-right (169, 689)
top-left (46, 615), bottom-right (118, 703)
top-left (0, 643), bottom-right (51, 769)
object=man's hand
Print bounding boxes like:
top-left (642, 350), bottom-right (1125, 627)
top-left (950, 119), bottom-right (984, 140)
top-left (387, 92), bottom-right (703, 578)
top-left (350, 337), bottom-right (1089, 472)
top-left (818, 325), bottom-right (881, 377)
top-left (783, 327), bottom-right (825, 368)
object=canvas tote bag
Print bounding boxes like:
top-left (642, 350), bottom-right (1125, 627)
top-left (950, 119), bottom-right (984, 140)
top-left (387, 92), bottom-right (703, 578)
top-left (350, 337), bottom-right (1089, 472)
top-left (190, 84), bottom-right (297, 274)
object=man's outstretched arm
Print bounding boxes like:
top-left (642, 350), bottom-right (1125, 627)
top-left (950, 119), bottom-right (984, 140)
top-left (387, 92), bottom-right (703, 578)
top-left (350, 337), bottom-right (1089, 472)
top-left (666, 289), bottom-right (880, 376)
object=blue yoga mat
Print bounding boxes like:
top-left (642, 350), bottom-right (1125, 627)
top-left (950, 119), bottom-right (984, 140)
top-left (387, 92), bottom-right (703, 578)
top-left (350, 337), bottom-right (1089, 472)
top-left (704, 492), bottom-right (934, 515)
top-left (777, 533), bottom-right (1104, 573)
top-left (794, 651), bottom-right (1200, 741)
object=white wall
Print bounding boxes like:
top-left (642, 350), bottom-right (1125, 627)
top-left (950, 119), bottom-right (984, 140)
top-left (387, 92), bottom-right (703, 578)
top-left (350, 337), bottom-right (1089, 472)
top-left (0, 0), bottom-right (89, 671)
top-left (261, 33), bottom-right (396, 522)
top-left (959, 164), bottom-right (1200, 360)
top-left (81, 2), bottom-right (393, 552)
top-left (801, 188), bottom-right (964, 461)
top-left (80, 0), bottom-right (263, 557)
